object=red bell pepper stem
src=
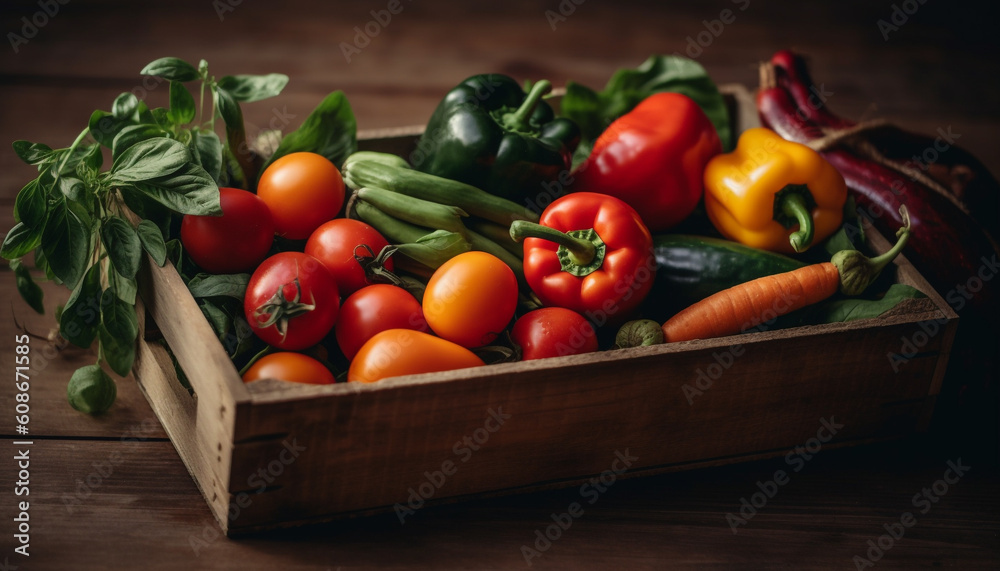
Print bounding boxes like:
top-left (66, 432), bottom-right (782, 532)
top-left (509, 220), bottom-right (596, 265)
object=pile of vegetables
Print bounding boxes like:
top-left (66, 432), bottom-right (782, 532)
top-left (7, 53), bottom-right (996, 413)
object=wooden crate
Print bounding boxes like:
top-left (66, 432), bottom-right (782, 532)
top-left (130, 85), bottom-right (958, 536)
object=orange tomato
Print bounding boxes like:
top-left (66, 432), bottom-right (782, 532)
top-left (242, 352), bottom-right (335, 385)
top-left (257, 152), bottom-right (345, 239)
top-left (422, 251), bottom-right (518, 348)
top-left (348, 329), bottom-right (485, 383)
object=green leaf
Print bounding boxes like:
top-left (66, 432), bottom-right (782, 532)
top-left (187, 273), bottom-right (250, 300)
top-left (109, 265), bottom-right (137, 305)
top-left (89, 110), bottom-right (133, 149)
top-left (100, 216), bottom-right (142, 279)
top-left (190, 130), bottom-right (223, 185)
top-left (101, 288), bottom-right (139, 342)
top-left (1, 222), bottom-right (42, 260)
top-left (13, 179), bottom-right (47, 229)
top-left (12, 141), bottom-right (54, 165)
top-left (199, 299), bottom-right (231, 339)
top-left (12, 259), bottom-right (44, 314)
top-left (214, 86), bottom-right (243, 131)
top-left (112, 92), bottom-right (139, 120)
top-left (561, 55), bottom-right (733, 151)
top-left (136, 220), bottom-right (167, 266)
top-left (110, 137), bottom-right (191, 182)
top-left (33, 247), bottom-right (55, 282)
top-left (57, 176), bottom-right (86, 202)
top-left (99, 324), bottom-right (136, 377)
top-left (60, 264), bottom-right (102, 348)
top-left (122, 162), bottom-right (221, 215)
top-left (82, 143), bottom-right (103, 171)
top-left (67, 364), bottom-right (117, 414)
top-left (261, 91), bottom-right (358, 174)
top-left (140, 57), bottom-right (199, 82)
top-left (41, 198), bottom-right (91, 289)
top-left (117, 187), bottom-right (173, 236)
top-left (817, 284), bottom-right (927, 323)
top-left (111, 124), bottom-right (170, 159)
top-left (217, 74), bottom-right (289, 103)
top-left (164, 238), bottom-right (183, 267)
top-left (168, 81), bottom-right (197, 124)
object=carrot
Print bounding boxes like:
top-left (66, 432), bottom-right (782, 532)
top-left (662, 206), bottom-right (912, 343)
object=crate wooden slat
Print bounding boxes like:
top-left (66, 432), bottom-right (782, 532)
top-left (131, 85), bottom-right (959, 536)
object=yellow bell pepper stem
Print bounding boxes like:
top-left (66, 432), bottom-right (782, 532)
top-left (777, 189), bottom-right (815, 253)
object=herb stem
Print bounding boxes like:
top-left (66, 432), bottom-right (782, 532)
top-left (53, 127), bottom-right (91, 185)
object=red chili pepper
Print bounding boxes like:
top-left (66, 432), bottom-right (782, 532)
top-left (571, 92), bottom-right (722, 232)
top-left (509, 192), bottom-right (654, 322)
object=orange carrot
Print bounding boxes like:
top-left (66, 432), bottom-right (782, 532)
top-left (662, 206), bottom-right (912, 343)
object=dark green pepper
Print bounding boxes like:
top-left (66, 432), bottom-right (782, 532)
top-left (642, 234), bottom-right (804, 321)
top-left (412, 74), bottom-right (580, 208)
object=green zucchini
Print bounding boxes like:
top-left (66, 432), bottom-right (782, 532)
top-left (642, 234), bottom-right (805, 321)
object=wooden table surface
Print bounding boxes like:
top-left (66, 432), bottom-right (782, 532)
top-left (1, 0), bottom-right (998, 568)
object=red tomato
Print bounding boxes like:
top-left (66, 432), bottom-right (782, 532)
top-left (348, 329), bottom-right (484, 383)
top-left (305, 218), bottom-right (393, 298)
top-left (257, 152), bottom-right (345, 240)
top-left (242, 352), bottom-right (335, 385)
top-left (336, 284), bottom-right (428, 360)
top-left (422, 251), bottom-right (518, 348)
top-left (511, 307), bottom-right (598, 361)
top-left (244, 252), bottom-right (340, 350)
top-left (180, 187), bottom-right (274, 273)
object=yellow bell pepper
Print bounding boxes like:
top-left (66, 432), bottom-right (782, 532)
top-left (703, 127), bottom-right (847, 254)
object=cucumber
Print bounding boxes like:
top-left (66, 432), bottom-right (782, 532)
top-left (642, 234), bottom-right (805, 321)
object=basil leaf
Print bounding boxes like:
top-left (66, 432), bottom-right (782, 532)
top-left (101, 288), bottom-right (139, 342)
top-left (42, 198), bottom-right (91, 288)
top-left (561, 55), bottom-right (732, 151)
top-left (187, 273), bottom-right (250, 300)
top-left (56, 176), bottom-right (86, 202)
top-left (140, 57), bottom-right (200, 82)
top-left (190, 130), bottom-right (223, 185)
top-left (12, 260), bottom-right (44, 314)
top-left (136, 220), bottom-right (167, 267)
top-left (14, 179), bottom-right (47, 229)
top-left (99, 324), bottom-right (135, 377)
top-left (100, 216), bottom-right (142, 279)
top-left (33, 247), bottom-right (55, 282)
top-left (818, 284), bottom-right (927, 323)
top-left (82, 143), bottom-right (103, 171)
top-left (112, 93), bottom-right (139, 120)
top-left (12, 141), bottom-right (54, 165)
top-left (109, 265), bottom-right (137, 305)
top-left (168, 81), bottom-right (196, 124)
top-left (164, 238), bottom-right (184, 267)
top-left (123, 162), bottom-right (221, 215)
top-left (199, 299), bottom-right (231, 340)
top-left (2, 223), bottom-right (42, 260)
top-left (214, 86), bottom-right (243, 133)
top-left (111, 124), bottom-right (170, 159)
top-left (261, 91), bottom-right (357, 173)
top-left (217, 73), bottom-right (289, 103)
top-left (60, 264), bottom-right (102, 348)
top-left (110, 137), bottom-right (190, 182)
top-left (89, 110), bottom-right (134, 149)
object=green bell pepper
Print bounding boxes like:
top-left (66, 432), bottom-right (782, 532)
top-left (412, 74), bottom-right (580, 208)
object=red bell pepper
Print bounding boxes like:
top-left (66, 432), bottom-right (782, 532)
top-left (572, 92), bottom-right (722, 232)
top-left (509, 192), bottom-right (655, 323)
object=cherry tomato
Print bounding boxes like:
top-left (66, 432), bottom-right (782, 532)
top-left (336, 284), bottom-right (428, 360)
top-left (180, 187), bottom-right (274, 274)
top-left (242, 352), bottom-right (335, 385)
top-left (422, 251), bottom-right (518, 348)
top-left (244, 252), bottom-right (340, 350)
top-left (348, 329), bottom-right (485, 383)
top-left (511, 307), bottom-right (598, 361)
top-left (257, 152), bottom-right (345, 240)
top-left (305, 218), bottom-right (392, 298)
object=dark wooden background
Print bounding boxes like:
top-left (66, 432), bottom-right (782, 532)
top-left (1, 0), bottom-right (998, 568)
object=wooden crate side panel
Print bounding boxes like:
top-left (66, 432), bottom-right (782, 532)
top-left (222, 318), bottom-right (943, 531)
